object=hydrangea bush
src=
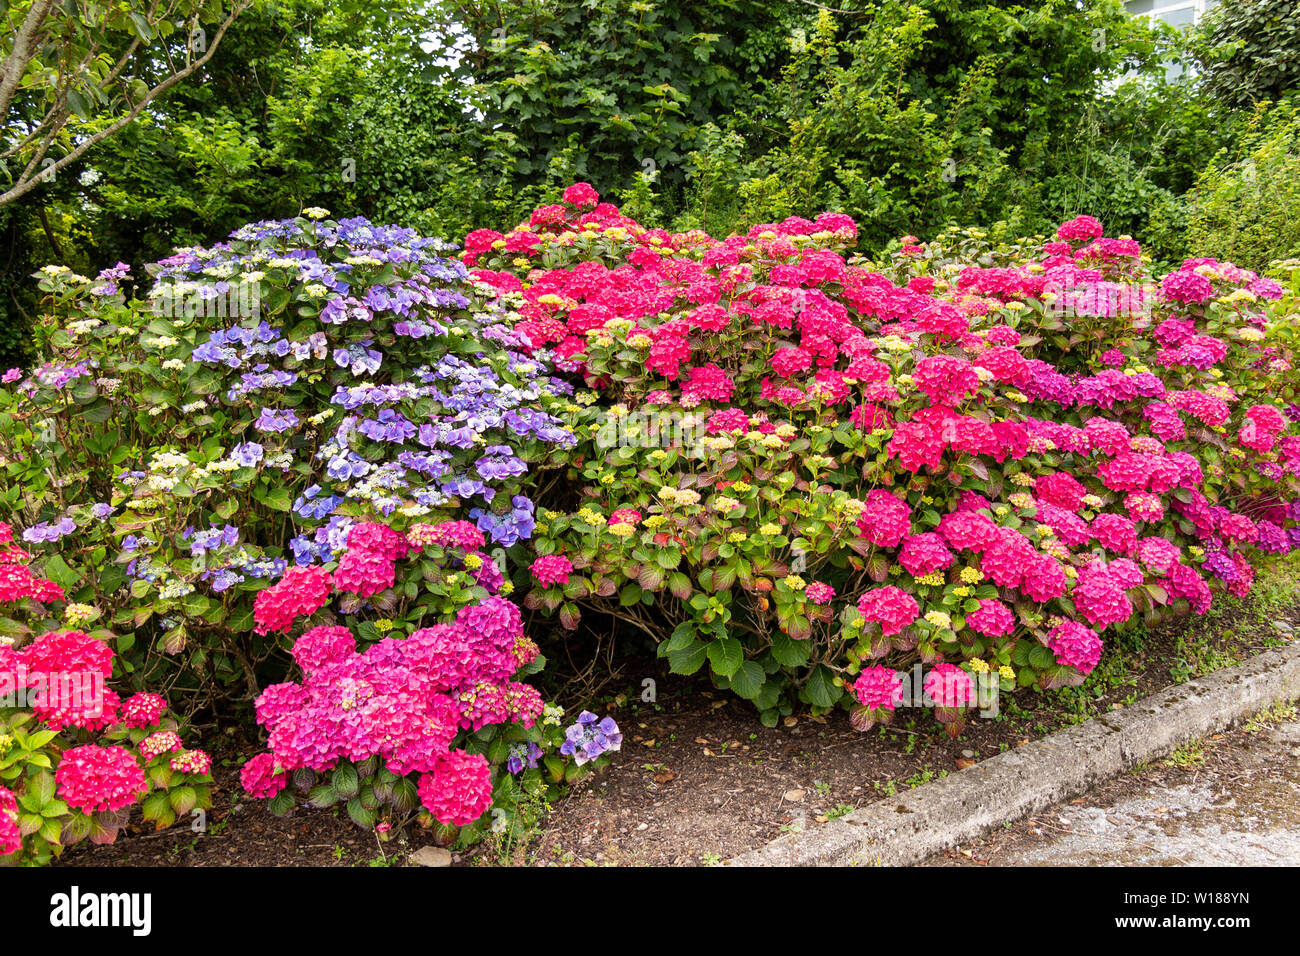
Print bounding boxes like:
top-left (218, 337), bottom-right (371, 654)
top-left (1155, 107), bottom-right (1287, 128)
top-left (237, 518), bottom-right (619, 843)
top-left (6, 186), bottom-right (1300, 858)
top-left (0, 523), bottom-right (211, 866)
top-left (0, 211), bottom-right (616, 851)
top-left (0, 213), bottom-right (575, 700)
top-left (468, 187), bottom-right (1300, 732)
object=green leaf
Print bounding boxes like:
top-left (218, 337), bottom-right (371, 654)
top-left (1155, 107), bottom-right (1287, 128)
top-left (706, 636), bottom-right (743, 678)
top-left (346, 797), bottom-right (376, 828)
top-left (30, 769), bottom-right (55, 804)
top-left (1028, 644), bottom-right (1056, 670)
top-left (771, 631), bottom-right (811, 668)
top-left (665, 621), bottom-right (696, 652)
top-left (332, 764), bottom-right (360, 801)
top-left (307, 784), bottom-right (339, 809)
top-left (169, 786), bottom-right (198, 816)
top-left (655, 547), bottom-right (681, 570)
top-left (267, 790), bottom-right (295, 816)
top-left (391, 777), bottom-right (420, 814)
top-left (729, 661), bottom-right (765, 700)
top-left (254, 487), bottom-right (293, 512)
top-left (128, 11), bottom-right (154, 42)
top-left (804, 665), bottom-right (839, 709)
top-left (42, 555), bottom-right (81, 589)
top-left (227, 607), bottom-right (254, 632)
top-left (667, 639), bottom-right (708, 675)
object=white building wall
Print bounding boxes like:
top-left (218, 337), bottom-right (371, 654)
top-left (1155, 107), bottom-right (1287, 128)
top-left (1124, 0), bottom-right (1218, 29)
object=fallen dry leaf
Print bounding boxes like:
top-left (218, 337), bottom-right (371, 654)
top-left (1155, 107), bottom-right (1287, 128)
top-left (956, 758), bottom-right (976, 770)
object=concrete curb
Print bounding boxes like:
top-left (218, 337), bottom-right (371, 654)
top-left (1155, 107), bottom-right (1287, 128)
top-left (730, 637), bottom-right (1300, 867)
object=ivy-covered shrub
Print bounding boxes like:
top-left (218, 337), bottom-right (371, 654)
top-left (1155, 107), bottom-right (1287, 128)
top-left (467, 186), bottom-right (1300, 732)
top-left (0, 523), bottom-right (211, 866)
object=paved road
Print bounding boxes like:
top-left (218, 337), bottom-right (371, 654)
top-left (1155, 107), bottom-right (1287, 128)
top-left (926, 715), bottom-right (1300, 866)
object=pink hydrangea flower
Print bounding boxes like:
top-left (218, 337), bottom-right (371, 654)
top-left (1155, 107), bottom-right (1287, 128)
top-left (56, 745), bottom-right (146, 814)
top-left (899, 533), bottom-right (955, 578)
top-left (253, 565), bottom-right (334, 635)
top-left (856, 587), bottom-right (919, 636)
top-left (1048, 621), bottom-right (1104, 674)
top-left (966, 599), bottom-right (1015, 637)
top-left (804, 581), bottom-right (835, 605)
top-left (120, 692), bottom-right (167, 729)
top-left (562, 182), bottom-right (599, 208)
top-left (140, 731), bottom-right (183, 762)
top-left (923, 663), bottom-right (974, 708)
top-left (292, 625), bottom-right (356, 675)
top-left (855, 490), bottom-right (912, 547)
top-left (334, 548), bottom-right (396, 598)
top-left (853, 666), bottom-right (904, 710)
top-left (240, 753), bottom-right (288, 799)
top-left (530, 554), bottom-right (574, 588)
top-left (0, 786), bottom-right (19, 856)
top-left (170, 750), bottom-right (212, 776)
top-left (417, 751), bottom-right (493, 826)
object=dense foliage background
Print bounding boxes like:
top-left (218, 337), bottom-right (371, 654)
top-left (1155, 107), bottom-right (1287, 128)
top-left (4, 0), bottom-right (1300, 361)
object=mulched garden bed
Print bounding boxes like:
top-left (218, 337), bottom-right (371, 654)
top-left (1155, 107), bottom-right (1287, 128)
top-left (54, 565), bottom-right (1300, 868)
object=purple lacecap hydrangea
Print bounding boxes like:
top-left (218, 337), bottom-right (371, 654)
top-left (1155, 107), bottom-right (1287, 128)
top-left (22, 516), bottom-right (77, 543)
top-left (125, 214), bottom-right (581, 593)
top-left (182, 524), bottom-right (240, 555)
top-left (231, 442), bottom-right (264, 467)
top-left (506, 742), bottom-right (544, 775)
top-left (560, 712), bottom-right (623, 766)
top-left (254, 407), bottom-right (299, 434)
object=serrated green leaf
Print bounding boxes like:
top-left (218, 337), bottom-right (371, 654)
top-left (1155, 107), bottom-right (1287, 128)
top-left (667, 639), bottom-right (707, 675)
top-left (729, 661), bottom-right (765, 700)
top-left (706, 636), bottom-right (743, 678)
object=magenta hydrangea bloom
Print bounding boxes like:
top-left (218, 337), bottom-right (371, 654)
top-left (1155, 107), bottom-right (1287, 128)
top-left (852, 666), bottom-right (903, 711)
top-left (0, 787), bottom-right (19, 856)
top-left (923, 663), bottom-right (974, 708)
top-left (1048, 621), bottom-right (1104, 674)
top-left (856, 586), bottom-right (919, 636)
top-left (530, 553), bottom-right (573, 588)
top-left (240, 752), bottom-right (288, 799)
top-left (966, 598), bottom-right (1015, 637)
top-left (55, 745), bottom-right (146, 814)
top-left (417, 750), bottom-right (493, 826)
